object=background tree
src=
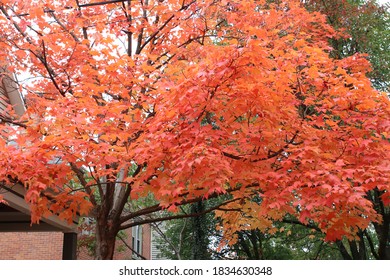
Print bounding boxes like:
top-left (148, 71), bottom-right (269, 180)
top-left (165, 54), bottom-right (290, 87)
top-left (156, 202), bottom-right (215, 260)
top-left (157, 209), bottom-right (344, 260)
top-left (0, 0), bottom-right (389, 259)
top-left (304, 0), bottom-right (390, 91)
top-left (190, 202), bottom-right (212, 259)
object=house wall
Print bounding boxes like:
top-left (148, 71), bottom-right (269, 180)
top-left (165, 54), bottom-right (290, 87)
top-left (0, 232), bottom-right (63, 260)
top-left (112, 224), bottom-right (152, 260)
top-left (142, 224), bottom-right (152, 260)
top-left (1, 66), bottom-right (63, 261)
top-left (0, 224), bottom-right (152, 260)
top-left (151, 222), bottom-right (168, 260)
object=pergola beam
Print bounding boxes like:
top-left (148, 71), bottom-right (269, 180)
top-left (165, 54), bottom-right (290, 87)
top-left (1, 185), bottom-right (78, 233)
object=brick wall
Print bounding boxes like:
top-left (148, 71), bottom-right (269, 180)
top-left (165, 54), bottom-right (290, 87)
top-left (112, 224), bottom-right (151, 260)
top-left (113, 227), bottom-right (133, 260)
top-left (0, 232), bottom-right (63, 260)
top-left (1, 225), bottom-right (153, 260)
top-left (142, 224), bottom-right (151, 260)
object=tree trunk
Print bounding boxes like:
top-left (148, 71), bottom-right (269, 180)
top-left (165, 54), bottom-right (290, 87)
top-left (371, 189), bottom-right (390, 260)
top-left (94, 212), bottom-right (119, 260)
top-left (336, 240), bottom-right (352, 260)
top-left (191, 201), bottom-right (210, 260)
top-left (376, 214), bottom-right (390, 260)
top-left (238, 231), bottom-right (254, 259)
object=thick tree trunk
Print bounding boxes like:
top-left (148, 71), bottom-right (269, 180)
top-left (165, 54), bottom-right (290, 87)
top-left (376, 214), bottom-right (390, 260)
top-left (94, 211), bottom-right (119, 260)
top-left (251, 230), bottom-right (264, 260)
top-left (238, 232), bottom-right (254, 259)
top-left (92, 169), bottom-right (130, 260)
top-left (95, 230), bottom-right (116, 259)
top-left (336, 241), bottom-right (352, 260)
top-left (370, 189), bottom-right (390, 260)
top-left (191, 201), bottom-right (210, 260)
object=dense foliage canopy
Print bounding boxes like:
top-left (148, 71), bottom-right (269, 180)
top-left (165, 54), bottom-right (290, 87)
top-left (0, 0), bottom-right (388, 259)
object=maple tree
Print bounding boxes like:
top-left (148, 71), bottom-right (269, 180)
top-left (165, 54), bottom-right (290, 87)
top-left (0, 0), bottom-right (389, 259)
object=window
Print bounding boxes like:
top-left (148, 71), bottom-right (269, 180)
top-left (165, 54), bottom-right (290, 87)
top-left (132, 225), bottom-right (142, 256)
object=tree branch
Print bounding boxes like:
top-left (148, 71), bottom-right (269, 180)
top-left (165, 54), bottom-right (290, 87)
top-left (117, 234), bottom-right (147, 260)
top-left (48, 10), bottom-right (81, 43)
top-left (77, 0), bottom-right (131, 8)
top-left (223, 130), bottom-right (301, 162)
top-left (119, 198), bottom-right (241, 230)
top-left (0, 115), bottom-right (27, 128)
top-left (137, 15), bottom-right (175, 55)
top-left (70, 163), bottom-right (97, 206)
top-left (40, 40), bottom-right (66, 97)
top-left (282, 218), bottom-right (321, 232)
top-left (151, 221), bottom-right (183, 260)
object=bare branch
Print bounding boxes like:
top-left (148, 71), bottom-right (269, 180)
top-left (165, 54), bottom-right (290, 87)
top-left (117, 234), bottom-right (147, 260)
top-left (70, 163), bottom-right (97, 206)
top-left (119, 198), bottom-right (241, 230)
top-left (151, 221), bottom-right (183, 259)
top-left (47, 10), bottom-right (81, 43)
top-left (282, 218), bottom-right (321, 232)
top-left (40, 40), bottom-right (66, 97)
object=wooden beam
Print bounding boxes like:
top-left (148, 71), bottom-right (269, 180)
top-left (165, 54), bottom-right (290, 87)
top-left (0, 222), bottom-right (61, 232)
top-left (2, 185), bottom-right (78, 233)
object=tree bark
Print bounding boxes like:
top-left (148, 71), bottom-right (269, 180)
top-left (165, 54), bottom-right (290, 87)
top-left (371, 189), bottom-right (390, 260)
top-left (336, 240), bottom-right (352, 260)
top-left (375, 214), bottom-right (390, 260)
top-left (191, 201), bottom-right (210, 260)
top-left (94, 201), bottom-right (120, 260)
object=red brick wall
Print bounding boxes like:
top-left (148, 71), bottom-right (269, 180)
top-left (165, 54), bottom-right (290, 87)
top-left (112, 224), bottom-right (151, 260)
top-left (1, 225), bottom-right (152, 260)
top-left (77, 228), bottom-right (139, 260)
top-left (0, 232), bottom-right (63, 260)
top-left (142, 224), bottom-right (151, 260)
top-left (112, 228), bottom-right (132, 260)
